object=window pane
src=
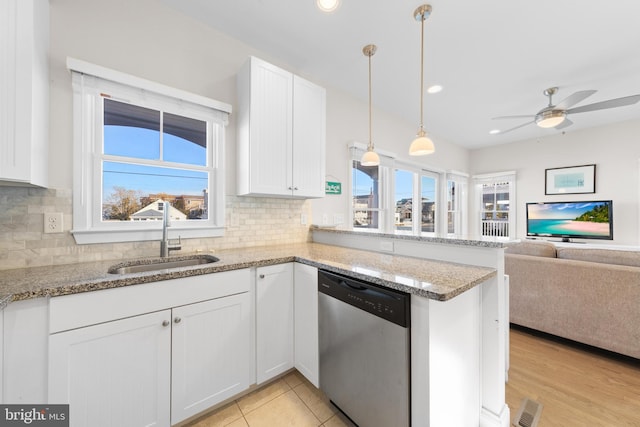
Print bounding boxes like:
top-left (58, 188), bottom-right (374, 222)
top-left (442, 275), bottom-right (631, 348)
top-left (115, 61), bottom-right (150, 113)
top-left (421, 175), bottom-right (436, 233)
top-left (352, 160), bottom-right (380, 229)
top-left (395, 169), bottom-right (413, 233)
top-left (104, 99), bottom-right (160, 159)
top-left (480, 181), bottom-right (510, 238)
top-left (102, 161), bottom-right (208, 221)
top-left (163, 112), bottom-right (207, 166)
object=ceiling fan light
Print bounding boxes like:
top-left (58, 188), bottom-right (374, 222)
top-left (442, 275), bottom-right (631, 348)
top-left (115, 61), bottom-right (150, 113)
top-left (361, 148), bottom-right (380, 166)
top-left (409, 132), bottom-right (435, 156)
top-left (536, 110), bottom-right (566, 128)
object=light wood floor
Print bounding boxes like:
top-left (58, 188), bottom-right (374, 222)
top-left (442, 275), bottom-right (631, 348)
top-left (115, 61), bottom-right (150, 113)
top-left (186, 327), bottom-right (640, 426)
top-left (507, 326), bottom-right (640, 427)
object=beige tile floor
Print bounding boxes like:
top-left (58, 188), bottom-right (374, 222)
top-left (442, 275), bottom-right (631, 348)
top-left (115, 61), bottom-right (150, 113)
top-left (184, 371), bottom-right (357, 427)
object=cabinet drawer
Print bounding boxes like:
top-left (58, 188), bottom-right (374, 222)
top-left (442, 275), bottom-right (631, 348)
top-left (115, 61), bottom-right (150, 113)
top-left (50, 269), bottom-right (250, 333)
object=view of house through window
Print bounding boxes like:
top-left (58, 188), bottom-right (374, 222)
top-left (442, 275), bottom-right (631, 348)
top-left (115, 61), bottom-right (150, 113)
top-left (102, 98), bottom-right (209, 223)
top-left (394, 169), bottom-right (413, 233)
top-left (420, 174), bottom-right (437, 233)
top-left (352, 160), bottom-right (380, 229)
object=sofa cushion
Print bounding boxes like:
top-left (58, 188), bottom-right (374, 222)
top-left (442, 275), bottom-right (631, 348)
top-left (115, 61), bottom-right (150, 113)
top-left (504, 240), bottom-right (557, 258)
top-left (556, 247), bottom-right (640, 267)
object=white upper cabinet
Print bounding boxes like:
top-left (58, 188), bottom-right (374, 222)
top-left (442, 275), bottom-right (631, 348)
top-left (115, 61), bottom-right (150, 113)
top-left (237, 56), bottom-right (326, 198)
top-left (0, 0), bottom-right (49, 187)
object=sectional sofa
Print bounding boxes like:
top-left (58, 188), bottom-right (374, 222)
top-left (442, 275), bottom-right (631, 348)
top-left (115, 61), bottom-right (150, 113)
top-left (504, 240), bottom-right (640, 359)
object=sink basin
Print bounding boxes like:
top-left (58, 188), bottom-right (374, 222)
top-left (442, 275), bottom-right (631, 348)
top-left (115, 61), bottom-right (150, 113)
top-left (108, 255), bottom-right (219, 274)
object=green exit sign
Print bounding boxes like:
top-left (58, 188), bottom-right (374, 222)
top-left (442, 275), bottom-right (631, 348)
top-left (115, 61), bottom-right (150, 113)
top-left (325, 181), bottom-right (341, 195)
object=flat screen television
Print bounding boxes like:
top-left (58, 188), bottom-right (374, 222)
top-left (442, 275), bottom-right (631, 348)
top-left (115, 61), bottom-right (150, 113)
top-left (526, 200), bottom-right (613, 241)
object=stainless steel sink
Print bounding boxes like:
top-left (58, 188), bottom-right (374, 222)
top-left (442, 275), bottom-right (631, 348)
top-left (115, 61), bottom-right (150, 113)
top-left (108, 255), bottom-right (219, 274)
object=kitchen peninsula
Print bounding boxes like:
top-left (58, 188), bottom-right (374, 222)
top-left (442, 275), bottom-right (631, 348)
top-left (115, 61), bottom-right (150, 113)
top-left (0, 238), bottom-right (508, 427)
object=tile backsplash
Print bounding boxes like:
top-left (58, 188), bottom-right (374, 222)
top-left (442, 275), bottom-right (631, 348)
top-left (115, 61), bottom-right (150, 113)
top-left (0, 187), bottom-right (312, 270)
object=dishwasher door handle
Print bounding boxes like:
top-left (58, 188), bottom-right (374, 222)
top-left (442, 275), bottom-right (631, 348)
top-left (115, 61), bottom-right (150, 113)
top-left (341, 280), bottom-right (368, 291)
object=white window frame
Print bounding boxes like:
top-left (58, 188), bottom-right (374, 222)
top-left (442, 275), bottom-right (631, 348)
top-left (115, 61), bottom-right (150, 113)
top-left (349, 143), bottom-right (444, 237)
top-left (348, 144), bottom-right (391, 233)
top-left (68, 58), bottom-right (231, 244)
top-left (472, 171), bottom-right (516, 241)
top-left (446, 171), bottom-right (469, 238)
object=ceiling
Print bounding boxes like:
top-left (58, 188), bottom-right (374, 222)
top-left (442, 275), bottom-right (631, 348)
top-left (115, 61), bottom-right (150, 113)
top-left (160, 0), bottom-right (640, 149)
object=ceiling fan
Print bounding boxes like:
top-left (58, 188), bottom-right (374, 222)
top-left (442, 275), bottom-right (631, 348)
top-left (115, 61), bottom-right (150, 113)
top-left (493, 87), bottom-right (640, 134)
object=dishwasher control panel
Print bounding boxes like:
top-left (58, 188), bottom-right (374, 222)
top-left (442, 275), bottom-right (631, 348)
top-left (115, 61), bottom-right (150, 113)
top-left (318, 270), bottom-right (410, 327)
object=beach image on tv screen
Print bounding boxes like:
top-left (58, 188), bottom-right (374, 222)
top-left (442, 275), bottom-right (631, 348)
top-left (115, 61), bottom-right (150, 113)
top-left (528, 202), bottom-right (610, 237)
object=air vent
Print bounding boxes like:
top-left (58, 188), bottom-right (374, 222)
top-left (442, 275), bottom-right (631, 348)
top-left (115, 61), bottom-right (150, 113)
top-left (513, 397), bottom-right (543, 427)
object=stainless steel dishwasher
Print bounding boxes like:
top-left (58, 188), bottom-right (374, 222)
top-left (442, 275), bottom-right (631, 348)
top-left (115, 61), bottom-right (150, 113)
top-left (318, 270), bottom-right (411, 427)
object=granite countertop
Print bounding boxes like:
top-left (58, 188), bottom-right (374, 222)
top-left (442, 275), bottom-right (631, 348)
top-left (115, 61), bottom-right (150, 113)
top-left (0, 242), bottom-right (496, 307)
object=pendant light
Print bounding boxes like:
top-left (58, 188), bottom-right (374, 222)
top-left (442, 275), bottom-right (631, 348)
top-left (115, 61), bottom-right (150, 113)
top-left (360, 44), bottom-right (380, 166)
top-left (409, 4), bottom-right (435, 156)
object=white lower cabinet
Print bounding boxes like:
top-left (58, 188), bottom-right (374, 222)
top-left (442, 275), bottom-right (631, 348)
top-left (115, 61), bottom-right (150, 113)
top-left (48, 270), bottom-right (252, 427)
top-left (171, 293), bottom-right (251, 424)
top-left (293, 263), bottom-right (319, 387)
top-left (49, 310), bottom-right (172, 427)
top-left (255, 263), bottom-right (294, 384)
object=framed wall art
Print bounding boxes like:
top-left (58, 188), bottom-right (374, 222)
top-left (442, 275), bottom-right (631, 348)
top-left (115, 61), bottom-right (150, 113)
top-left (545, 164), bottom-right (596, 195)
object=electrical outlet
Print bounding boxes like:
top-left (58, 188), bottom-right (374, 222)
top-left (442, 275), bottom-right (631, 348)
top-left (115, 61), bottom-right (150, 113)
top-left (44, 212), bottom-right (63, 234)
top-left (300, 214), bottom-right (308, 225)
top-left (322, 214), bottom-right (329, 225)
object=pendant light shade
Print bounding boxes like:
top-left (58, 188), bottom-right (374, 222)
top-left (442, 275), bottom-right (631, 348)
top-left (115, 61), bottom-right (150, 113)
top-left (360, 148), bottom-right (380, 166)
top-left (360, 44), bottom-right (380, 167)
top-left (410, 4), bottom-right (435, 156)
top-left (409, 131), bottom-right (435, 156)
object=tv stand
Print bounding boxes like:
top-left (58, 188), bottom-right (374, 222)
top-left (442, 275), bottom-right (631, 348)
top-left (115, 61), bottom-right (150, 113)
top-left (558, 238), bottom-right (585, 244)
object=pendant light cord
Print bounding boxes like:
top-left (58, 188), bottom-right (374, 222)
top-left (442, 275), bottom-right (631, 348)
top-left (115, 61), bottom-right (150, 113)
top-left (419, 13), bottom-right (425, 132)
top-left (368, 51), bottom-right (373, 150)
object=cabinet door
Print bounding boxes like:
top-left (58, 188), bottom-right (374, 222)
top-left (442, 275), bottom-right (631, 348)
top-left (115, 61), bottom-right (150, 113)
top-left (171, 293), bottom-right (251, 424)
top-left (292, 76), bottom-right (326, 198)
top-left (48, 310), bottom-right (171, 427)
top-left (246, 57), bottom-right (293, 196)
top-left (256, 263), bottom-right (294, 384)
top-left (293, 263), bottom-right (319, 387)
top-left (0, 0), bottom-right (48, 187)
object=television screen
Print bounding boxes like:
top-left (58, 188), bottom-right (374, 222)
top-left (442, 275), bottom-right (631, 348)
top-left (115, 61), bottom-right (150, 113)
top-left (526, 200), bottom-right (613, 241)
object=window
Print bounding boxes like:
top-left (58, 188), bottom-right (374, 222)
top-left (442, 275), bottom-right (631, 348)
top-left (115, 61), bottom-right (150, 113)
top-left (394, 169), bottom-right (414, 233)
top-left (350, 144), bottom-right (440, 236)
top-left (69, 58), bottom-right (231, 244)
top-left (420, 172), bottom-right (438, 234)
top-left (446, 172), bottom-right (469, 238)
top-left (473, 172), bottom-right (516, 240)
top-left (352, 160), bottom-right (382, 231)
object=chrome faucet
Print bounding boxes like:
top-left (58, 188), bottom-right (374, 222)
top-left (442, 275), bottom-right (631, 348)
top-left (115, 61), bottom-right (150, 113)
top-left (160, 201), bottom-right (181, 257)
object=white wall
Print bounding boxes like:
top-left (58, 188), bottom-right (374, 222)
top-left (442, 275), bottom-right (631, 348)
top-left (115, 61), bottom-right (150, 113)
top-left (48, 0), bottom-right (469, 227)
top-left (470, 119), bottom-right (640, 246)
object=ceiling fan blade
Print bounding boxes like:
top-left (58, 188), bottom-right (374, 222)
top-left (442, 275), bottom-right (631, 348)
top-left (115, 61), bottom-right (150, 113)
top-left (496, 121), bottom-right (535, 134)
top-left (492, 115), bottom-right (534, 120)
top-left (566, 94), bottom-right (640, 114)
top-left (555, 118), bottom-right (573, 130)
top-left (555, 90), bottom-right (597, 110)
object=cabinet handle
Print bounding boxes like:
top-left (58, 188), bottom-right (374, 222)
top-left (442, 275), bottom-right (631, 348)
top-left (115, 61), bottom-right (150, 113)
top-left (294, 186), bottom-right (299, 190)
top-left (288, 186), bottom-right (293, 190)
top-left (259, 274), bottom-right (265, 279)
top-left (174, 317), bottom-right (182, 324)
top-left (162, 320), bottom-right (170, 327)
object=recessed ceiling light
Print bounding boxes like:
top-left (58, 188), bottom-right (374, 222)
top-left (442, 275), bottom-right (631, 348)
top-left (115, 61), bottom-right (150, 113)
top-left (489, 129), bottom-right (501, 135)
top-left (317, 0), bottom-right (340, 12)
top-left (427, 84), bottom-right (443, 94)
